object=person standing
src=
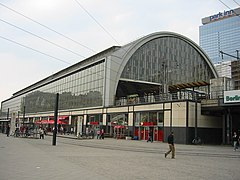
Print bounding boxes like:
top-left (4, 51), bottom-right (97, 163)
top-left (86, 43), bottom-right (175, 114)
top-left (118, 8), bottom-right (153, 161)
top-left (147, 129), bottom-right (153, 143)
top-left (238, 134), bottom-right (240, 149)
top-left (97, 129), bottom-right (100, 139)
top-left (39, 127), bottom-right (44, 139)
top-left (232, 132), bottom-right (238, 151)
top-left (70, 127), bottom-right (74, 135)
top-left (6, 124), bottom-right (10, 137)
top-left (165, 132), bottom-right (175, 159)
top-left (100, 129), bottom-right (104, 139)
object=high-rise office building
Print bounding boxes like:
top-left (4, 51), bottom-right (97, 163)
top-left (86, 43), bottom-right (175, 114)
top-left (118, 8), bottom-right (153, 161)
top-left (199, 7), bottom-right (240, 64)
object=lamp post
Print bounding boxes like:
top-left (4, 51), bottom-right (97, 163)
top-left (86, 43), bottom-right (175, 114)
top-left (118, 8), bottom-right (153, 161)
top-left (162, 62), bottom-right (168, 94)
top-left (52, 93), bottom-right (59, 146)
top-left (160, 58), bottom-right (179, 99)
top-left (23, 106), bottom-right (25, 127)
top-left (160, 61), bottom-right (170, 100)
top-left (17, 110), bottom-right (20, 128)
top-left (6, 108), bottom-right (9, 134)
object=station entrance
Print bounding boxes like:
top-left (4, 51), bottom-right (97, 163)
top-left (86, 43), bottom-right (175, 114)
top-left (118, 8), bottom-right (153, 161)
top-left (134, 126), bottom-right (163, 141)
top-left (201, 99), bottom-right (240, 144)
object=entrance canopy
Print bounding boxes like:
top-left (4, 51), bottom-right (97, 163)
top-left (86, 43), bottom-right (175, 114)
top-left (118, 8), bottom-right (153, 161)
top-left (169, 81), bottom-right (210, 91)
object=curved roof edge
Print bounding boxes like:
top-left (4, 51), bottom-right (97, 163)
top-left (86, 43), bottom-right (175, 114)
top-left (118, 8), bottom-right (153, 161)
top-left (119, 31), bottom-right (219, 78)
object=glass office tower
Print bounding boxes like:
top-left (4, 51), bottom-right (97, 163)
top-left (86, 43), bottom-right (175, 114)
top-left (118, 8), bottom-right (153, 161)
top-left (199, 7), bottom-right (240, 64)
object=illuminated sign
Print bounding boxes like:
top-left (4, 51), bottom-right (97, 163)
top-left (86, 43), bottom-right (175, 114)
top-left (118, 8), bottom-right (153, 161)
top-left (224, 90), bottom-right (240, 103)
top-left (210, 10), bottom-right (234, 21)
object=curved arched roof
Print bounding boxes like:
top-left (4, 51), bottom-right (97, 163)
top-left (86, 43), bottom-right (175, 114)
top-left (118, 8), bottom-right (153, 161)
top-left (118, 31), bottom-right (218, 79)
top-left (107, 31), bottom-right (218, 105)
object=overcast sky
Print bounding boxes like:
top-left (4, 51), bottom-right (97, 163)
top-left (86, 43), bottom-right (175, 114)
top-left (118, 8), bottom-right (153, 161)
top-left (0, 0), bottom-right (239, 104)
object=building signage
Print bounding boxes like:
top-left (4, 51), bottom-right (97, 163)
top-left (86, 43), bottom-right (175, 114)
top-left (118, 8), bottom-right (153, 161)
top-left (210, 10), bottom-right (234, 21)
top-left (202, 8), bottom-right (240, 25)
top-left (224, 90), bottom-right (240, 104)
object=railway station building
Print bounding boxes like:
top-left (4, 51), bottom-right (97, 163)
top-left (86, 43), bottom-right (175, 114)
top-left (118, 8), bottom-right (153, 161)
top-left (1, 31), bottom-right (239, 144)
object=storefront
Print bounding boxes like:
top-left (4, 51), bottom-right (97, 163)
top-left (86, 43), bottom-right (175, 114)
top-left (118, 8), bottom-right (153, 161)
top-left (107, 113), bottom-right (128, 138)
top-left (134, 111), bottom-right (163, 141)
top-left (86, 114), bottom-right (103, 136)
top-left (0, 119), bottom-right (10, 133)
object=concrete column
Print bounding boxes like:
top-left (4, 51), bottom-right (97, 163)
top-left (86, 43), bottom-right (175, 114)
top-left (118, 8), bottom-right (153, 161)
top-left (77, 116), bottom-right (83, 136)
top-left (102, 113), bottom-right (107, 126)
top-left (10, 112), bottom-right (16, 133)
top-left (226, 109), bottom-right (231, 144)
top-left (84, 115), bottom-right (87, 126)
top-left (83, 114), bottom-right (87, 133)
top-left (222, 114), bottom-right (226, 144)
top-left (68, 116), bottom-right (72, 125)
top-left (127, 112), bottom-right (134, 137)
top-left (128, 113), bottom-right (134, 126)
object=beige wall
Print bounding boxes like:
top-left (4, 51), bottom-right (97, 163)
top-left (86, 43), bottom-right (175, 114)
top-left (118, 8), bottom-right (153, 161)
top-left (171, 102), bottom-right (186, 127)
top-left (107, 107), bottom-right (129, 113)
top-left (164, 110), bottom-right (171, 126)
top-left (26, 100), bottom-right (222, 129)
top-left (187, 101), bottom-right (221, 128)
top-left (199, 115), bottom-right (222, 128)
top-left (134, 104), bottom-right (163, 111)
top-left (188, 102), bottom-right (197, 127)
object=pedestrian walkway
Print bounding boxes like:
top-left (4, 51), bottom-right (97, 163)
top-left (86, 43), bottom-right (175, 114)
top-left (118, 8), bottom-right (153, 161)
top-left (0, 133), bottom-right (239, 180)
top-left (47, 132), bottom-right (240, 157)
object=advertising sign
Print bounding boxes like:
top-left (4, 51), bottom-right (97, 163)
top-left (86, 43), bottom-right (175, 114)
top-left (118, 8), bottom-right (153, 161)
top-left (224, 90), bottom-right (240, 104)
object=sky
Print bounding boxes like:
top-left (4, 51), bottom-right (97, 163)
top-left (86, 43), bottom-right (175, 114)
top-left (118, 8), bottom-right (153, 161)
top-left (0, 0), bottom-right (239, 104)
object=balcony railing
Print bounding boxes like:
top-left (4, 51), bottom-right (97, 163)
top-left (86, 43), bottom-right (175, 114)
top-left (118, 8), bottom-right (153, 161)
top-left (115, 90), bottom-right (212, 106)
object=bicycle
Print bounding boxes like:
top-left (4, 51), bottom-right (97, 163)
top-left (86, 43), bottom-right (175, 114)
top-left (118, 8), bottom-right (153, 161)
top-left (192, 137), bottom-right (202, 145)
top-left (10, 130), bottom-right (21, 137)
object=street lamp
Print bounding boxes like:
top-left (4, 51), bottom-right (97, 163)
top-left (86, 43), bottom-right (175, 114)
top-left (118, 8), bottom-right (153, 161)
top-left (23, 106), bottom-right (25, 127)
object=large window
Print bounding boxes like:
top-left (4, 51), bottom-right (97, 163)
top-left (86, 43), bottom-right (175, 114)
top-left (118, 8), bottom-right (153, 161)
top-left (135, 111), bottom-right (163, 126)
top-left (121, 37), bottom-right (215, 90)
top-left (1, 60), bottom-right (105, 116)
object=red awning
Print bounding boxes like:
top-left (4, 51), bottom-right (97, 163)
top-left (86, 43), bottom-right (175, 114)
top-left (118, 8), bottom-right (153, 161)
top-left (58, 116), bottom-right (69, 120)
top-left (140, 122), bottom-right (154, 126)
top-left (90, 121), bottom-right (99, 125)
top-left (49, 116), bottom-right (69, 120)
top-left (114, 125), bottom-right (125, 129)
top-left (35, 120), bottom-right (48, 124)
top-left (35, 119), bottom-right (67, 125)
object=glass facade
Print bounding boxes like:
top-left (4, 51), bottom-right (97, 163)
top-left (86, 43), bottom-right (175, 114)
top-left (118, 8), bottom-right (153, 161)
top-left (121, 37), bottom-right (215, 87)
top-left (199, 16), bottom-right (240, 64)
top-left (1, 60), bottom-right (105, 116)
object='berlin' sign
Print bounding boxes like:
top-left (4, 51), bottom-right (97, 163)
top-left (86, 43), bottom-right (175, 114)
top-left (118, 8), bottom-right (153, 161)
top-left (224, 90), bottom-right (240, 104)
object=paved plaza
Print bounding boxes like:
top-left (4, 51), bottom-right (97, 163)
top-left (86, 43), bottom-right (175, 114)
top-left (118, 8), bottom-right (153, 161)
top-left (0, 133), bottom-right (239, 180)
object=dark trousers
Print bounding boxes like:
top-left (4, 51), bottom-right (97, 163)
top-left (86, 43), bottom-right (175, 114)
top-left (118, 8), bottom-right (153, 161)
top-left (147, 136), bottom-right (153, 142)
top-left (165, 144), bottom-right (175, 158)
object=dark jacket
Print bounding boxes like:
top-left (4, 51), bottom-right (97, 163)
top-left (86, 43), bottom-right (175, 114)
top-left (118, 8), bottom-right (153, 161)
top-left (167, 134), bottom-right (174, 145)
top-left (149, 130), bottom-right (153, 137)
top-left (232, 134), bottom-right (238, 142)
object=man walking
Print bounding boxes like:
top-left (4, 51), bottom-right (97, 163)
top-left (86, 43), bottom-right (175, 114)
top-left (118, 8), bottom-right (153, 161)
top-left (6, 124), bottom-right (10, 137)
top-left (147, 129), bottom-right (153, 143)
top-left (165, 131), bottom-right (175, 159)
top-left (233, 132), bottom-right (238, 151)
